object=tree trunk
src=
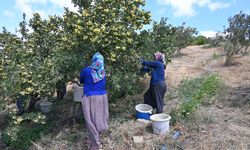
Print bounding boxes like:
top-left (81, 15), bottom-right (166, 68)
top-left (241, 43), bottom-right (250, 54)
top-left (56, 85), bottom-right (66, 100)
top-left (235, 44), bottom-right (242, 54)
top-left (28, 93), bottom-right (40, 112)
top-left (175, 47), bottom-right (181, 56)
top-left (224, 41), bottom-right (236, 66)
top-left (225, 50), bottom-right (234, 66)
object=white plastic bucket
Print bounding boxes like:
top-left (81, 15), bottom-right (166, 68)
top-left (40, 101), bottom-right (52, 113)
top-left (150, 113), bottom-right (171, 135)
top-left (73, 85), bottom-right (83, 102)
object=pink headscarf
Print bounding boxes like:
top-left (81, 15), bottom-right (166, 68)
top-left (154, 52), bottom-right (166, 65)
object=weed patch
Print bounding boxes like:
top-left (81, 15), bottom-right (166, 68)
top-left (170, 74), bottom-right (224, 124)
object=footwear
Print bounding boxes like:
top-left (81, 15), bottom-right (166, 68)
top-left (99, 144), bottom-right (103, 149)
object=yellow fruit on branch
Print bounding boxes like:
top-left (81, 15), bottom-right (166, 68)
top-left (93, 28), bottom-right (101, 33)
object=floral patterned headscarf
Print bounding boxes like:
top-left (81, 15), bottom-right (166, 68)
top-left (154, 52), bottom-right (166, 65)
top-left (90, 52), bottom-right (105, 83)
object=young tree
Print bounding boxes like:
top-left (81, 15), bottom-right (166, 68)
top-left (224, 11), bottom-right (250, 66)
top-left (195, 35), bottom-right (208, 45)
top-left (173, 23), bottom-right (197, 55)
top-left (207, 32), bottom-right (225, 48)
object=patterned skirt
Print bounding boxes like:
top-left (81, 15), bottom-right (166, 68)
top-left (82, 94), bottom-right (109, 149)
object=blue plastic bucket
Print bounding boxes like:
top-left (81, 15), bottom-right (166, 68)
top-left (135, 104), bottom-right (153, 120)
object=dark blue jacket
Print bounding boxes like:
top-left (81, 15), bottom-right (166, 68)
top-left (142, 60), bottom-right (165, 85)
top-left (80, 67), bottom-right (107, 96)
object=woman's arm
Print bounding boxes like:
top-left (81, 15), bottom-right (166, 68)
top-left (141, 66), bottom-right (151, 72)
top-left (142, 60), bottom-right (159, 68)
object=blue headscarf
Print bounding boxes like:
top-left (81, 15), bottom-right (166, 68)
top-left (90, 52), bottom-right (105, 83)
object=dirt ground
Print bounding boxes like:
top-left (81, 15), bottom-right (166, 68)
top-left (164, 45), bottom-right (250, 150)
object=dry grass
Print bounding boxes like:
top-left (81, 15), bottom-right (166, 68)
top-left (164, 46), bottom-right (250, 150)
top-left (30, 126), bottom-right (89, 150)
top-left (184, 105), bottom-right (250, 150)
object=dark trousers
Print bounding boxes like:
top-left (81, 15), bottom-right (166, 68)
top-left (144, 81), bottom-right (167, 113)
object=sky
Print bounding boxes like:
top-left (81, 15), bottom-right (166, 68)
top-left (0, 0), bottom-right (249, 37)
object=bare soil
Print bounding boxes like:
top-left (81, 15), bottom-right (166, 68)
top-left (165, 46), bottom-right (250, 150)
